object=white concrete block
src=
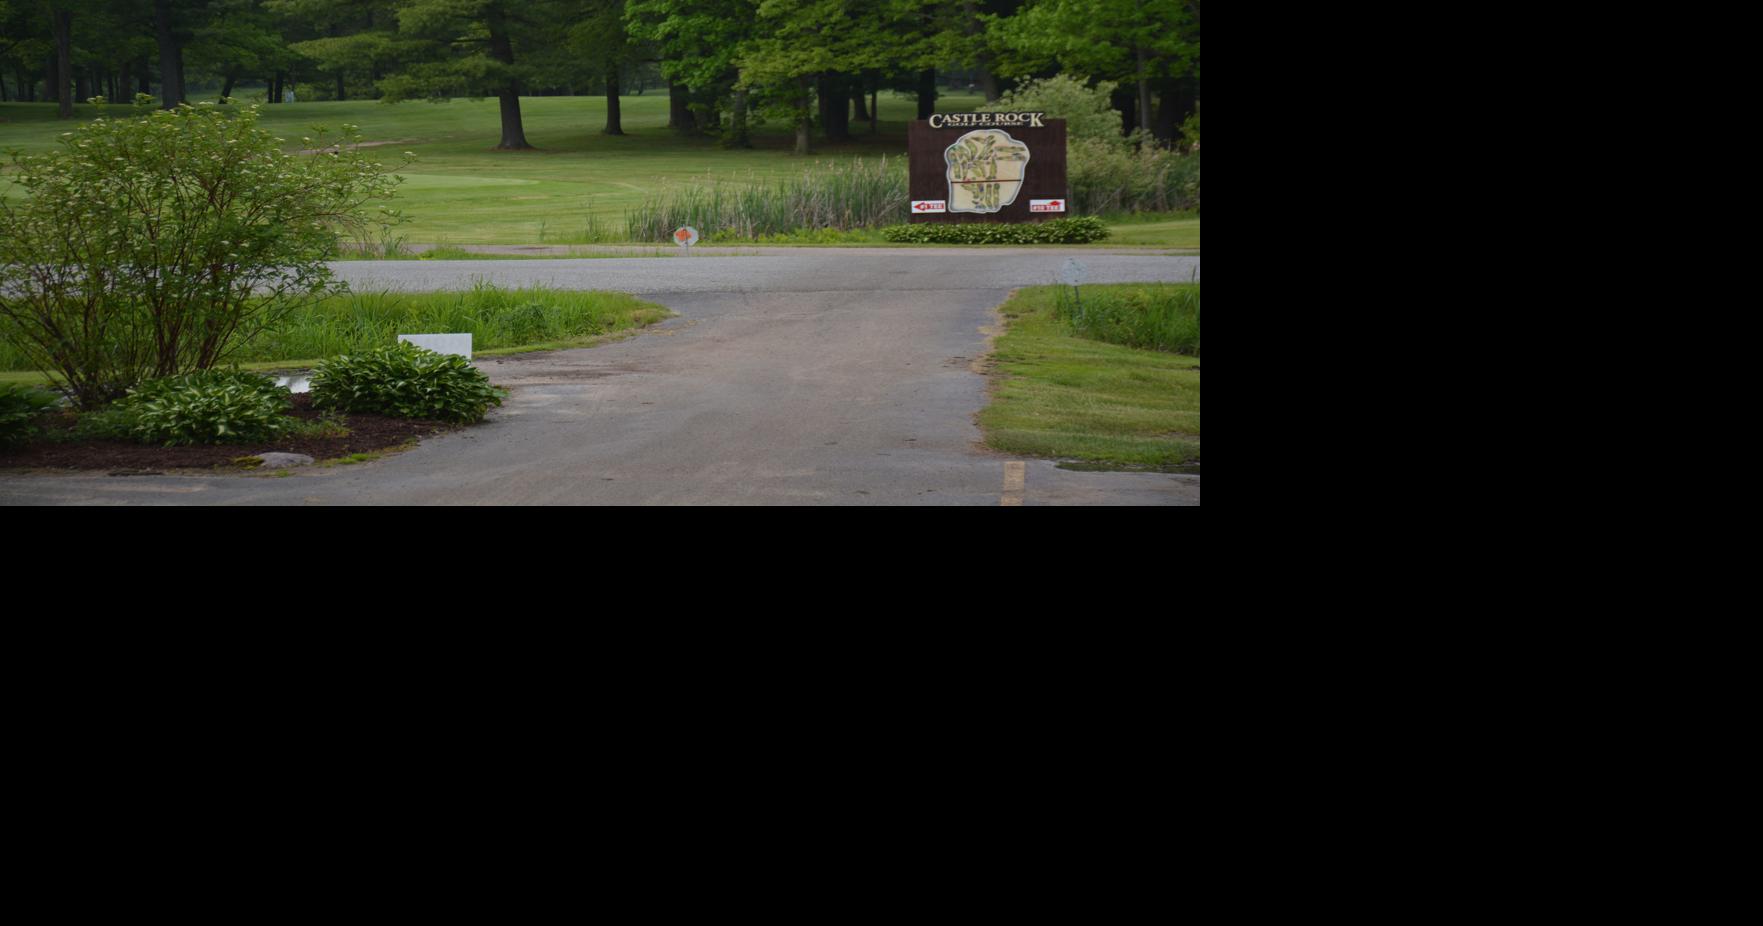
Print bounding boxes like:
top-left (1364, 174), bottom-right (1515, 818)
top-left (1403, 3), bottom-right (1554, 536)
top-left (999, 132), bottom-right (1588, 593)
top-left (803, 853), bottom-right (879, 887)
top-left (399, 333), bottom-right (473, 359)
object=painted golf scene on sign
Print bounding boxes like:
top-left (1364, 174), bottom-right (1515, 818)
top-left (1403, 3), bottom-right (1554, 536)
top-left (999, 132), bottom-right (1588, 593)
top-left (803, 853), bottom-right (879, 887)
top-left (946, 129), bottom-right (1030, 213)
top-left (1, 1), bottom-right (1200, 506)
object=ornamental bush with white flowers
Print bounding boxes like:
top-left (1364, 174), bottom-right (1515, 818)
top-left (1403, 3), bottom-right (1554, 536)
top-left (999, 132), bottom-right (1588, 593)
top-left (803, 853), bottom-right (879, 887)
top-left (0, 96), bottom-right (408, 409)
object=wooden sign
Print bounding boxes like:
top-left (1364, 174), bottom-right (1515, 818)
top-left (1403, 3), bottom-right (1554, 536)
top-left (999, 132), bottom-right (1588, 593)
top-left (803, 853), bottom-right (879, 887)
top-left (908, 115), bottom-right (1067, 224)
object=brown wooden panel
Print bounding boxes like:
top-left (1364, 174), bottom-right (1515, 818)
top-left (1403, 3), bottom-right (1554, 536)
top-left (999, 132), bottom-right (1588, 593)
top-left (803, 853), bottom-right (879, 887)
top-left (908, 119), bottom-right (1068, 223)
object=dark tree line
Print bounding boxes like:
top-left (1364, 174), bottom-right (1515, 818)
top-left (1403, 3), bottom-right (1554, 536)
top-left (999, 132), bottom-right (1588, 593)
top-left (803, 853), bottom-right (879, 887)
top-left (1, 0), bottom-right (1199, 152)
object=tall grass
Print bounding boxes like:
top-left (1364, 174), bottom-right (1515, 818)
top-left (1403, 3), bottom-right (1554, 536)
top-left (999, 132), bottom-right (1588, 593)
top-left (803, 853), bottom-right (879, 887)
top-left (626, 157), bottom-right (907, 241)
top-left (0, 284), bottom-right (667, 370)
top-left (1055, 283), bottom-right (1200, 355)
top-left (1068, 141), bottom-right (1201, 215)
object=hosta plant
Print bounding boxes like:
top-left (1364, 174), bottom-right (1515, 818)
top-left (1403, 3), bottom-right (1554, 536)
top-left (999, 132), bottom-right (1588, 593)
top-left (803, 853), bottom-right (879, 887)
top-left (310, 342), bottom-right (505, 424)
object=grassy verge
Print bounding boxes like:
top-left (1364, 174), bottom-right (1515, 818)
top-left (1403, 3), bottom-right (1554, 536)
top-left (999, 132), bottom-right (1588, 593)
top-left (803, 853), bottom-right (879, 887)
top-left (980, 284), bottom-right (1200, 468)
top-left (0, 285), bottom-right (671, 377)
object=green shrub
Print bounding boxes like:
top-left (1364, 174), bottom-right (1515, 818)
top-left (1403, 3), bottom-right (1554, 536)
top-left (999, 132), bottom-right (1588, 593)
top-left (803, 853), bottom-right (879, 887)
top-left (119, 369), bottom-right (291, 409)
top-left (121, 374), bottom-right (296, 446)
top-left (311, 342), bottom-right (505, 424)
top-left (0, 98), bottom-right (406, 409)
top-left (880, 217), bottom-right (1109, 245)
top-left (1069, 139), bottom-right (1200, 214)
top-left (1055, 284), bottom-right (1201, 355)
top-left (1, 384), bottom-right (61, 449)
top-left (68, 405), bottom-right (143, 442)
top-left (978, 75), bottom-right (1200, 215)
top-left (978, 75), bottom-right (1126, 145)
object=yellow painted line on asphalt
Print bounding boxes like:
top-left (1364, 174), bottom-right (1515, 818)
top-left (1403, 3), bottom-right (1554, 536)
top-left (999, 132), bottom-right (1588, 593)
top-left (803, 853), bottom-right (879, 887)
top-left (1001, 461), bottom-right (1026, 506)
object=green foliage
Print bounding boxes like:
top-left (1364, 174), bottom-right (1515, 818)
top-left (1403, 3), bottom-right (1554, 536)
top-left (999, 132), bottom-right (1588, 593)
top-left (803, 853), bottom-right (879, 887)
top-left (67, 406), bottom-right (142, 442)
top-left (0, 383), bottom-right (59, 449)
top-left (241, 285), bottom-right (664, 361)
top-left (0, 99), bottom-right (407, 410)
top-left (627, 157), bottom-right (907, 240)
top-left (979, 74), bottom-right (1124, 144)
top-left (978, 75), bottom-right (1199, 214)
top-left (1069, 140), bottom-right (1199, 214)
top-left (119, 369), bottom-right (292, 409)
top-left (311, 341), bottom-right (506, 423)
top-left (980, 284), bottom-right (1200, 468)
top-left (118, 371), bottom-right (297, 446)
top-left (991, 0), bottom-right (1199, 85)
top-left (880, 216), bottom-right (1109, 244)
top-left (1055, 283), bottom-right (1200, 355)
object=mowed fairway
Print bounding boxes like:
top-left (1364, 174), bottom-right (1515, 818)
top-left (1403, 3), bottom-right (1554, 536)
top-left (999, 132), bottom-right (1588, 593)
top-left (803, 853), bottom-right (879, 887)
top-left (1, 92), bottom-right (983, 245)
top-left (2, 91), bottom-right (1198, 247)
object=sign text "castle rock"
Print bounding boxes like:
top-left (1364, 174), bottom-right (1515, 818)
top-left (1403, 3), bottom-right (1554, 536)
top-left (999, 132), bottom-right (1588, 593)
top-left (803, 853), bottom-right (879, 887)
top-left (926, 112), bottom-right (1046, 129)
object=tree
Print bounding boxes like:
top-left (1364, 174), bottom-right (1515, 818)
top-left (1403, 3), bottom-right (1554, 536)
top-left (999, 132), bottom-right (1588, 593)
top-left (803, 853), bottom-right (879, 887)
top-left (268, 0), bottom-right (400, 100)
top-left (379, 0), bottom-right (552, 149)
top-left (738, 0), bottom-right (897, 154)
top-left (992, 0), bottom-right (1199, 142)
top-left (0, 100), bottom-right (407, 408)
top-left (627, 0), bottom-right (760, 146)
top-left (568, 0), bottom-right (638, 135)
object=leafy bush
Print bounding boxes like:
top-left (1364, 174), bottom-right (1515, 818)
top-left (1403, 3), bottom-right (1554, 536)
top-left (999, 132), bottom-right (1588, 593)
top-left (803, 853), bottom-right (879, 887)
top-left (1069, 140), bottom-right (1200, 214)
top-left (979, 75), bottom-right (1126, 145)
top-left (0, 98), bottom-right (407, 409)
top-left (119, 372), bottom-right (296, 446)
top-left (1055, 284), bottom-right (1201, 355)
top-left (119, 369), bottom-right (291, 409)
top-left (978, 75), bottom-right (1200, 215)
top-left (881, 217), bottom-right (1109, 244)
top-left (1, 384), bottom-right (60, 449)
top-left (311, 342), bottom-right (505, 424)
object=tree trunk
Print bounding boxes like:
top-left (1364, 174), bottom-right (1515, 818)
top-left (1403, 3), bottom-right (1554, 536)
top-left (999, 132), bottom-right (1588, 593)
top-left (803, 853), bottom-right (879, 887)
top-left (603, 65), bottom-right (624, 135)
top-left (820, 74), bottom-right (849, 140)
top-left (831, 79), bottom-right (850, 139)
top-left (729, 86), bottom-right (751, 148)
top-left (270, 71), bottom-right (283, 103)
top-left (852, 86), bottom-right (868, 122)
top-left (53, 11), bottom-right (72, 116)
top-left (138, 60), bottom-right (151, 96)
top-left (870, 85), bottom-right (878, 134)
top-left (980, 67), bottom-right (999, 102)
top-left (485, 7), bottom-right (531, 148)
top-left (668, 80), bottom-right (696, 134)
top-left (336, 72), bottom-right (345, 101)
top-left (0, 73), bottom-right (8, 103)
top-left (916, 68), bottom-right (936, 119)
top-left (794, 77), bottom-right (811, 155)
top-left (154, 1), bottom-right (183, 108)
top-left (75, 69), bottom-right (90, 104)
top-left (220, 73), bottom-right (236, 101)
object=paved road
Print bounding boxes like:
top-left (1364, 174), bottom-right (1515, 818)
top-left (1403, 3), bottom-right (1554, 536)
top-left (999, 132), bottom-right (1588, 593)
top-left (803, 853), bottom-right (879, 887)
top-left (1, 249), bottom-right (1200, 506)
top-left (325, 248), bottom-right (1200, 295)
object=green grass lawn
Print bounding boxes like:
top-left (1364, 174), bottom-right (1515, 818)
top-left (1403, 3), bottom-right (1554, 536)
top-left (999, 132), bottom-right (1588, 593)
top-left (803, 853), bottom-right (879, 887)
top-left (0, 92), bottom-right (1197, 247)
top-left (0, 286), bottom-right (671, 379)
top-left (981, 284), bottom-right (1200, 468)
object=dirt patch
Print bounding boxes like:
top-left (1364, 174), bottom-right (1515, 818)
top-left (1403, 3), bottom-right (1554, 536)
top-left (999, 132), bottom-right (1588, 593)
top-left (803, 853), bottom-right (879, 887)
top-left (0, 394), bottom-right (457, 472)
top-left (296, 139), bottom-right (415, 155)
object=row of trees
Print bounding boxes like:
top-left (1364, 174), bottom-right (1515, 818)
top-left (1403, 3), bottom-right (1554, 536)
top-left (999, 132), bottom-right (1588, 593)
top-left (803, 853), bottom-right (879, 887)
top-left (1, 1), bottom-right (1199, 153)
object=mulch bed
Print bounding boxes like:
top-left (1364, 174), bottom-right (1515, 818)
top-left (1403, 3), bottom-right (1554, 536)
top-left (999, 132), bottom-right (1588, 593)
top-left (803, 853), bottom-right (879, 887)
top-left (0, 393), bottom-right (457, 472)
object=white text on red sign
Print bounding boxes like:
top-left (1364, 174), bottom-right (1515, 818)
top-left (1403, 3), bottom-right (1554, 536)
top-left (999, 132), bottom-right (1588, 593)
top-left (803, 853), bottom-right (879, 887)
top-left (911, 200), bottom-right (948, 213)
top-left (1030, 199), bottom-right (1066, 213)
